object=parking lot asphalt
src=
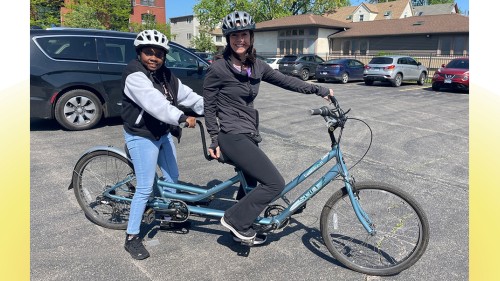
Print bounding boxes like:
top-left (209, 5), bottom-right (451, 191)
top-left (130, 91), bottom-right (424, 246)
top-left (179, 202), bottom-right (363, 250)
top-left (30, 81), bottom-right (468, 281)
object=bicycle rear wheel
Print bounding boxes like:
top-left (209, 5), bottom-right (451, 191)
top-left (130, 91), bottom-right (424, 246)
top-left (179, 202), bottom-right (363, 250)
top-left (72, 150), bottom-right (135, 230)
top-left (320, 181), bottom-right (429, 276)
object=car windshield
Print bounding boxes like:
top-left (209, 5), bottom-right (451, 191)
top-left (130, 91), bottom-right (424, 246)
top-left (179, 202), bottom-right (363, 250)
top-left (280, 56), bottom-right (298, 62)
top-left (265, 58), bottom-right (276, 63)
top-left (446, 59), bottom-right (469, 69)
top-left (369, 57), bottom-right (393, 64)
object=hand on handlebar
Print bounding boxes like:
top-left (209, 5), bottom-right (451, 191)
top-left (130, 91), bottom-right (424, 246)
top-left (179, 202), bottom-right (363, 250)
top-left (208, 146), bottom-right (220, 159)
top-left (323, 88), bottom-right (334, 102)
top-left (184, 116), bottom-right (197, 128)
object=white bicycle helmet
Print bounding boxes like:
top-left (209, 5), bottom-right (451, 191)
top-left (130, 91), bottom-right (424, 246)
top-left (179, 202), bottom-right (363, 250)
top-left (221, 11), bottom-right (256, 36)
top-left (134, 29), bottom-right (170, 53)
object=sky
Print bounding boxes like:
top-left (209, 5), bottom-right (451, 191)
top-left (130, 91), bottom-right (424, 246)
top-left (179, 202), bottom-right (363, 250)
top-left (165, 0), bottom-right (469, 20)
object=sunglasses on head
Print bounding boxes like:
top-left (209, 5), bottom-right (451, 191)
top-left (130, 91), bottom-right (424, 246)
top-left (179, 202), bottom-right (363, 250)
top-left (142, 48), bottom-right (165, 59)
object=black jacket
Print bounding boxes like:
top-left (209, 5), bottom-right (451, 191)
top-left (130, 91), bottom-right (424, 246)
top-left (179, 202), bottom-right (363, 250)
top-left (203, 56), bottom-right (330, 146)
top-left (121, 59), bottom-right (203, 140)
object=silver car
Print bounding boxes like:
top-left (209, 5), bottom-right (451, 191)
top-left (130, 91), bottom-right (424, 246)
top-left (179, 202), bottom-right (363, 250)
top-left (363, 55), bottom-right (428, 87)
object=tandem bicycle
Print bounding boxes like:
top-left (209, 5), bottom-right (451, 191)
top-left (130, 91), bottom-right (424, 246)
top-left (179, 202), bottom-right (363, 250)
top-left (69, 96), bottom-right (429, 276)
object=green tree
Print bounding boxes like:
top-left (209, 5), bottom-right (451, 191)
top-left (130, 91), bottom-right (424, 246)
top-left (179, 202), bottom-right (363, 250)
top-left (30, 0), bottom-right (63, 28)
top-left (190, 31), bottom-right (217, 52)
top-left (129, 22), bottom-right (172, 40)
top-left (194, 0), bottom-right (349, 30)
top-left (64, 0), bottom-right (131, 31)
top-left (63, 4), bottom-right (105, 29)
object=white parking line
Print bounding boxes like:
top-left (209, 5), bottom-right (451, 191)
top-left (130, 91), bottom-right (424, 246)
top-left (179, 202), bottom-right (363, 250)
top-left (398, 87), bottom-right (427, 91)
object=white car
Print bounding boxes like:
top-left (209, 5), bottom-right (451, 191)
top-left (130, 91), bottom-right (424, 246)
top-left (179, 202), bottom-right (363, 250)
top-left (265, 57), bottom-right (281, 70)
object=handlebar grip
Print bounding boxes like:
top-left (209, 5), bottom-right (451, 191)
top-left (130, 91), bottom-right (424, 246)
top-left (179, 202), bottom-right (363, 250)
top-left (309, 106), bottom-right (330, 116)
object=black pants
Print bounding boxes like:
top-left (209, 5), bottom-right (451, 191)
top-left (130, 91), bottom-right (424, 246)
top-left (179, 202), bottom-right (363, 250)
top-left (219, 132), bottom-right (285, 231)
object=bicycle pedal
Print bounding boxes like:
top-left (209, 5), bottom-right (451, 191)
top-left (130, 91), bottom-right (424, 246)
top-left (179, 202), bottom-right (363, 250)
top-left (239, 238), bottom-right (255, 246)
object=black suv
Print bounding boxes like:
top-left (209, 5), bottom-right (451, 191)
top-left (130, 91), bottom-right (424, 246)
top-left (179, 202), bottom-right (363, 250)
top-left (278, 54), bottom-right (325, 81)
top-left (30, 28), bottom-right (210, 130)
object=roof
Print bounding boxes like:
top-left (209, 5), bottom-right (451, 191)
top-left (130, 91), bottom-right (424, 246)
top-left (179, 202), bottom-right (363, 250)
top-left (329, 14), bottom-right (468, 38)
top-left (413, 3), bottom-right (458, 16)
top-left (324, 0), bottom-right (412, 22)
top-left (256, 14), bottom-right (349, 31)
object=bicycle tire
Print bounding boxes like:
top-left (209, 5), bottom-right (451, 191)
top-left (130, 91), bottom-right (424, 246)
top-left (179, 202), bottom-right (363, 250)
top-left (320, 181), bottom-right (429, 276)
top-left (72, 150), bottom-right (135, 230)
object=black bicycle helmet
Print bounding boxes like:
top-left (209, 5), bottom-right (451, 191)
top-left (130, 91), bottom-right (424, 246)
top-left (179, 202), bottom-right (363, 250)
top-left (221, 11), bottom-right (256, 36)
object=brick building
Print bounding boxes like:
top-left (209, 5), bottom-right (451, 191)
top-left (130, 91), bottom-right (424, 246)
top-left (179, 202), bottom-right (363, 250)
top-left (61, 0), bottom-right (165, 26)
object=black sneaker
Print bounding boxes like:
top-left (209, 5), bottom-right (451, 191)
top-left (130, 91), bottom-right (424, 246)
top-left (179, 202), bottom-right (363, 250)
top-left (232, 232), bottom-right (268, 245)
top-left (220, 216), bottom-right (256, 241)
top-left (124, 234), bottom-right (150, 260)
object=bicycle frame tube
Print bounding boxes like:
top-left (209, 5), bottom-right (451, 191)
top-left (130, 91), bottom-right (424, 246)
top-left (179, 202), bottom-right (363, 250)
top-left (102, 143), bottom-right (374, 233)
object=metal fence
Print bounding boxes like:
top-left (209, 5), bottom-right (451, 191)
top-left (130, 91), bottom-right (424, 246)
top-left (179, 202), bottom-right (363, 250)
top-left (258, 52), bottom-right (469, 83)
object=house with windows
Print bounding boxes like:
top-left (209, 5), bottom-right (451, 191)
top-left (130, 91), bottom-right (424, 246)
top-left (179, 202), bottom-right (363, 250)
top-left (169, 15), bottom-right (225, 51)
top-left (253, 11), bottom-right (468, 58)
top-left (324, 0), bottom-right (414, 22)
top-left (129, 0), bottom-right (165, 25)
top-left (326, 13), bottom-right (468, 56)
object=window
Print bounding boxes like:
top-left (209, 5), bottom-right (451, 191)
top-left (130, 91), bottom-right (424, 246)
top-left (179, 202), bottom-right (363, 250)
top-left (101, 38), bottom-right (136, 64)
top-left (187, 33), bottom-right (192, 40)
top-left (165, 45), bottom-right (198, 69)
top-left (342, 41), bottom-right (351, 55)
top-left (359, 15), bottom-right (364, 22)
top-left (141, 13), bottom-right (155, 24)
top-left (384, 11), bottom-right (391, 16)
top-left (346, 15), bottom-right (352, 20)
top-left (35, 36), bottom-right (97, 62)
top-left (216, 36), bottom-right (222, 43)
top-left (359, 40), bottom-right (368, 55)
top-left (453, 36), bottom-right (466, 55)
top-left (140, 0), bottom-right (155, 6)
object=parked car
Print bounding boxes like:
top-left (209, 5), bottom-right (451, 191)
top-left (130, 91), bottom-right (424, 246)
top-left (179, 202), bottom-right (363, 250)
top-left (30, 28), bottom-right (210, 131)
top-left (431, 57), bottom-right (469, 93)
top-left (315, 58), bottom-right (365, 84)
top-left (195, 52), bottom-right (214, 64)
top-left (278, 54), bottom-right (325, 81)
top-left (265, 57), bottom-right (281, 70)
top-left (363, 55), bottom-right (428, 87)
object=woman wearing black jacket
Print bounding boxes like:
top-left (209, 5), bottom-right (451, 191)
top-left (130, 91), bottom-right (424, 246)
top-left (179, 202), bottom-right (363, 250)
top-left (203, 11), bottom-right (334, 245)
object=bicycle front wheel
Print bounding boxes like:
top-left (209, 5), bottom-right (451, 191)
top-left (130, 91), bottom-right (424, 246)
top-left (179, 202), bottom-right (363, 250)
top-left (320, 181), bottom-right (429, 276)
top-left (72, 150), bottom-right (135, 230)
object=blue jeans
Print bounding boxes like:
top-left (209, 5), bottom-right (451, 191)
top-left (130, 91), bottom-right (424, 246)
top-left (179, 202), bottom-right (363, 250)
top-left (124, 130), bottom-right (178, 235)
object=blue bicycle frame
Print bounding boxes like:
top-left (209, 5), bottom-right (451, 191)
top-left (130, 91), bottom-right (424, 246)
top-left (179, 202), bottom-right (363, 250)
top-left (104, 133), bottom-right (375, 234)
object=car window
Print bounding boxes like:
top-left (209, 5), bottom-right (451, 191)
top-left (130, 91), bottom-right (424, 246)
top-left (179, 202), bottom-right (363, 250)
top-left (100, 38), bottom-right (136, 64)
top-left (369, 57), bottom-right (393, 64)
top-left (397, 58), bottom-right (408, 64)
top-left (447, 59), bottom-right (469, 69)
top-left (166, 45), bottom-right (199, 69)
top-left (35, 36), bottom-right (97, 61)
top-left (314, 56), bottom-right (324, 63)
top-left (299, 56), bottom-right (309, 62)
top-left (281, 56), bottom-right (298, 62)
top-left (352, 60), bottom-right (363, 67)
top-left (407, 57), bottom-right (418, 65)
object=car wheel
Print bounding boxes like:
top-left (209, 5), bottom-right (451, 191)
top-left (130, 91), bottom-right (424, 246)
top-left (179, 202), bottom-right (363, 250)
top-left (391, 73), bottom-right (402, 87)
top-left (364, 79), bottom-right (374, 86)
top-left (300, 69), bottom-right (310, 81)
top-left (54, 89), bottom-right (103, 131)
top-left (341, 72), bottom-right (349, 84)
top-left (317, 78), bottom-right (325, 83)
top-left (417, 72), bottom-right (427, 85)
top-left (432, 83), bottom-right (440, 91)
